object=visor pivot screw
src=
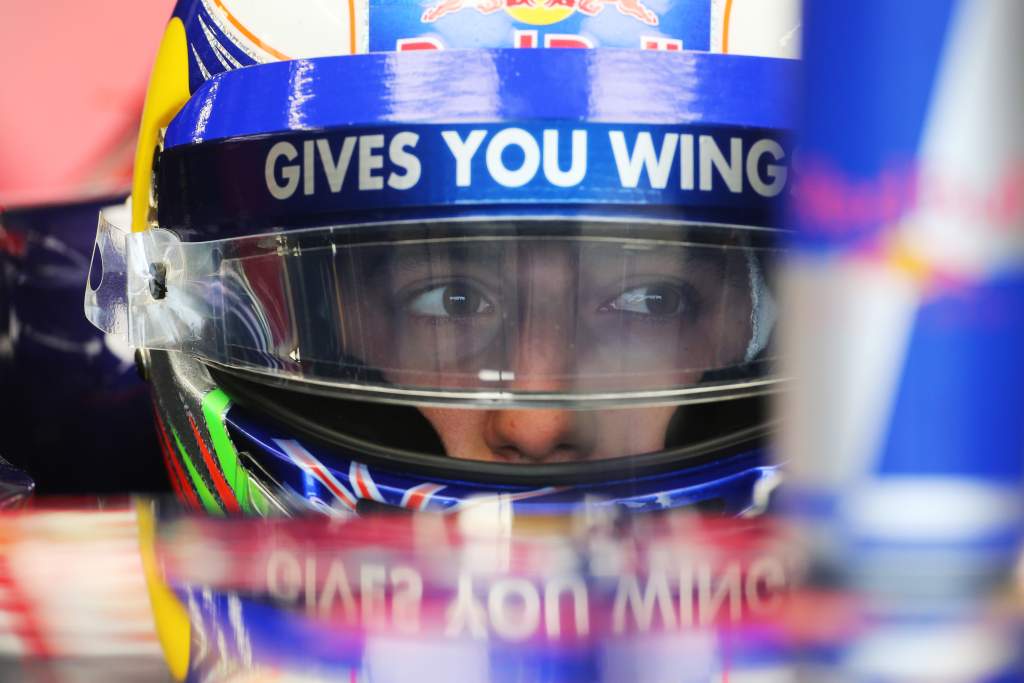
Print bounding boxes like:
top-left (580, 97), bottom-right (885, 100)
top-left (149, 262), bottom-right (168, 300)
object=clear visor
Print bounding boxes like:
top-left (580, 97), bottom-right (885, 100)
top-left (86, 212), bottom-right (781, 407)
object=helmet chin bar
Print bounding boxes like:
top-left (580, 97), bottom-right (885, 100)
top-left (146, 347), bottom-right (776, 516)
top-left (146, 349), bottom-right (291, 516)
top-left (207, 360), bottom-right (773, 487)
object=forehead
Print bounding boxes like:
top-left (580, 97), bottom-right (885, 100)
top-left (371, 237), bottom-right (736, 270)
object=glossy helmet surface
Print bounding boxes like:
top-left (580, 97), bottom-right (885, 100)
top-left (87, 0), bottom-right (799, 516)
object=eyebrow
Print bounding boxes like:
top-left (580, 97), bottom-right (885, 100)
top-left (368, 239), bottom-right (736, 281)
top-left (387, 243), bottom-right (505, 276)
top-left (603, 243), bottom-right (729, 273)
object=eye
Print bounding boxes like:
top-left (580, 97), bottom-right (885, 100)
top-left (601, 284), bottom-right (686, 317)
top-left (407, 282), bottom-right (494, 318)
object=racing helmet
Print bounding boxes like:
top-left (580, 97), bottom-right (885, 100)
top-left (86, 0), bottom-right (799, 516)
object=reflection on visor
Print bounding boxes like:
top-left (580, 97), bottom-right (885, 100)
top-left (87, 217), bottom-right (780, 407)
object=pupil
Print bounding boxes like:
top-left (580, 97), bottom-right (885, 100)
top-left (644, 286), bottom-right (679, 315)
top-left (443, 285), bottom-right (478, 316)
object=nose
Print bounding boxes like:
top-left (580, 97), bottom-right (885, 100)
top-left (483, 407), bottom-right (595, 463)
top-left (486, 315), bottom-right (592, 462)
top-left (483, 245), bottom-right (596, 463)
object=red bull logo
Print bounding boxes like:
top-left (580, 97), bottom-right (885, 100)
top-left (421, 0), bottom-right (659, 27)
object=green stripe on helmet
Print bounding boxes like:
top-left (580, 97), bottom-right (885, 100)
top-left (201, 388), bottom-right (253, 514)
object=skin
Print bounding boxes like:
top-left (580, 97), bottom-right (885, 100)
top-left (344, 235), bottom-right (753, 464)
top-left (419, 403), bottom-right (678, 463)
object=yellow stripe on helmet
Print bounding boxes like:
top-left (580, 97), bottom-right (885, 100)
top-left (131, 18), bottom-right (191, 232)
top-left (136, 500), bottom-right (191, 681)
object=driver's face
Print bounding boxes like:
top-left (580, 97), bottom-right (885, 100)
top-left (355, 237), bottom-right (754, 464)
top-left (417, 404), bottom-right (678, 463)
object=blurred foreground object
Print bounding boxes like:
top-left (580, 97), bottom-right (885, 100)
top-left (0, 501), bottom-right (799, 682)
top-left (0, 500), bottom-right (1018, 682)
top-left (0, 502), bottom-right (165, 682)
top-left (782, 0), bottom-right (1024, 590)
top-left (156, 506), bottom-right (796, 682)
top-left (780, 1), bottom-right (1024, 680)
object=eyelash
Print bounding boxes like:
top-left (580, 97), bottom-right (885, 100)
top-left (402, 280), bottom-right (496, 324)
top-left (598, 282), bottom-right (700, 322)
top-left (400, 281), bottom-right (699, 324)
